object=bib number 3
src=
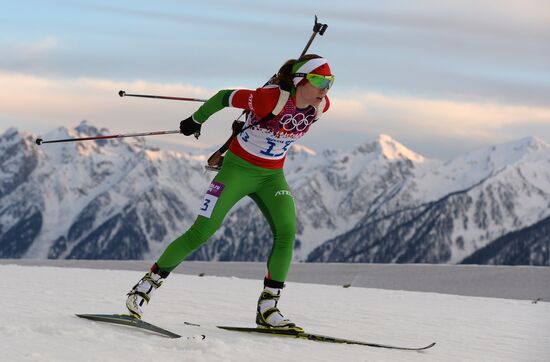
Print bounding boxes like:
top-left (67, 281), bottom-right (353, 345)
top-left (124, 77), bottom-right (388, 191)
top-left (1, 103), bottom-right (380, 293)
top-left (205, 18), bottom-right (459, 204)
top-left (198, 181), bottom-right (225, 218)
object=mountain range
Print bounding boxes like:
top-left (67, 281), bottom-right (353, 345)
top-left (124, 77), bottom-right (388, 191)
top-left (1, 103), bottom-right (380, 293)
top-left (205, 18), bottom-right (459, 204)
top-left (1, 121), bottom-right (549, 265)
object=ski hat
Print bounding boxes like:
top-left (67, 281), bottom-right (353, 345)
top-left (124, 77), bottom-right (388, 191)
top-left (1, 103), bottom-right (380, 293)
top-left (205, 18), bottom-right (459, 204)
top-left (292, 57), bottom-right (332, 87)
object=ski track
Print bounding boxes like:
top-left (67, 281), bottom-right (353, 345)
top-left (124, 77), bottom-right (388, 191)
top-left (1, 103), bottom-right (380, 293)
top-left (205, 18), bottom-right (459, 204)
top-left (2, 264), bottom-right (549, 362)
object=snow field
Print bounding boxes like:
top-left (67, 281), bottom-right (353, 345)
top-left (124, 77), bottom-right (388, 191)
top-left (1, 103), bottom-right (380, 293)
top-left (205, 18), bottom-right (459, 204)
top-left (2, 264), bottom-right (548, 362)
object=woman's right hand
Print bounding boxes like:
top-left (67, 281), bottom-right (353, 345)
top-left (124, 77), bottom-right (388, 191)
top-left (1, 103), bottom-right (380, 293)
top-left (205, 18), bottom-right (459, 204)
top-left (180, 116), bottom-right (202, 136)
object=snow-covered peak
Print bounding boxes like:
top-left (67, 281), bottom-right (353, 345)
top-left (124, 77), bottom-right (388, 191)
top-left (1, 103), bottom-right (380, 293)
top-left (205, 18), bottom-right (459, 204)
top-left (443, 136), bottom-right (550, 177)
top-left (377, 134), bottom-right (425, 162)
top-left (74, 120), bottom-right (104, 137)
top-left (0, 128), bottom-right (25, 150)
top-left (0, 127), bottom-right (20, 140)
top-left (39, 122), bottom-right (152, 162)
top-left (490, 136), bottom-right (549, 163)
top-left (41, 126), bottom-right (71, 143)
top-left (353, 134), bottom-right (425, 163)
top-left (288, 144), bottom-right (317, 157)
top-left (284, 144), bottom-right (322, 174)
top-left (513, 136), bottom-right (548, 150)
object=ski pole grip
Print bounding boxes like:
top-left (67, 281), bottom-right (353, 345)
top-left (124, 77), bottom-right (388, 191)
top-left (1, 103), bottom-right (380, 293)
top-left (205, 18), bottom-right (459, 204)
top-left (119, 90), bottom-right (126, 97)
top-left (36, 138), bottom-right (43, 145)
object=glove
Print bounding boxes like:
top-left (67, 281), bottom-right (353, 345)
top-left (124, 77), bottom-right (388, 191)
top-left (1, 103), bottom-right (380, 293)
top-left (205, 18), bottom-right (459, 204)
top-left (180, 116), bottom-right (202, 136)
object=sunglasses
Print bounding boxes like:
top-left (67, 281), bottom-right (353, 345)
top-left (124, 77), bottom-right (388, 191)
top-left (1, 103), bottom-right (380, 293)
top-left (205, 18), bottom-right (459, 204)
top-left (294, 73), bottom-right (335, 90)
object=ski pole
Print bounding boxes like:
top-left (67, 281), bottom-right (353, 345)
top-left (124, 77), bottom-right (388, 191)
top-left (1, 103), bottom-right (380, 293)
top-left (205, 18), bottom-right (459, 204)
top-left (118, 90), bottom-right (208, 103)
top-left (119, 15), bottom-right (326, 106)
top-left (35, 128), bottom-right (198, 145)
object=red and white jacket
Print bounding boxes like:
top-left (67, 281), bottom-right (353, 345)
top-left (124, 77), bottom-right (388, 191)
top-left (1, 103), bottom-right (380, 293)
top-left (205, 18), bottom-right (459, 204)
top-left (227, 85), bottom-right (330, 169)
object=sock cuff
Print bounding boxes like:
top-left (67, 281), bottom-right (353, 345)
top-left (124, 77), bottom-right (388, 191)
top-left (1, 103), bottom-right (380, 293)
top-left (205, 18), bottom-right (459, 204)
top-left (264, 277), bottom-right (285, 289)
top-left (151, 263), bottom-right (170, 279)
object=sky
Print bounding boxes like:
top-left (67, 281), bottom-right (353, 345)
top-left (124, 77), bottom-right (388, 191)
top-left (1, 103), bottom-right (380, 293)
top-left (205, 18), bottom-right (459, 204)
top-left (1, 0), bottom-right (549, 160)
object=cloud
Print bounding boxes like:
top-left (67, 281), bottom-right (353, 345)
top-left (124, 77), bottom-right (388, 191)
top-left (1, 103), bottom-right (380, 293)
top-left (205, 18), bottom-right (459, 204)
top-left (19, 37), bottom-right (59, 54)
top-left (329, 1), bottom-right (550, 39)
top-left (1, 70), bottom-right (549, 160)
top-left (0, 70), bottom-right (237, 148)
top-left (327, 90), bottom-right (550, 143)
top-left (0, 70), bottom-right (209, 112)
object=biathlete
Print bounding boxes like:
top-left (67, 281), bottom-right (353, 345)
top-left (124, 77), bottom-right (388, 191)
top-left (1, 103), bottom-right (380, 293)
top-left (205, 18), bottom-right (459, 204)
top-left (126, 54), bottom-right (334, 332)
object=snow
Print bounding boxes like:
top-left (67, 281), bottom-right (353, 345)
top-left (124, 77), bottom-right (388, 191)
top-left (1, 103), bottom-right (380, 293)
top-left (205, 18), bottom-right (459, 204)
top-left (5, 125), bottom-right (550, 264)
top-left (409, 136), bottom-right (550, 203)
top-left (377, 134), bottom-right (425, 162)
top-left (2, 264), bottom-right (548, 362)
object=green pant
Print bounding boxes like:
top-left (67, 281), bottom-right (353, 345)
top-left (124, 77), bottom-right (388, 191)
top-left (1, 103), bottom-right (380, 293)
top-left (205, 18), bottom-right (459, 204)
top-left (156, 151), bottom-right (296, 282)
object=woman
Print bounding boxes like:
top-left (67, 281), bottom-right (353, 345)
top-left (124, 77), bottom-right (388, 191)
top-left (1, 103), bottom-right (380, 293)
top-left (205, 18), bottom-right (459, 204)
top-left (126, 54), bottom-right (334, 332)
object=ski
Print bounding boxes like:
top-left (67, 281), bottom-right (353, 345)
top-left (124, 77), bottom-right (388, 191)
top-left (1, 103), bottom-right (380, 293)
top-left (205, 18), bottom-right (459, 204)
top-left (76, 314), bottom-right (432, 350)
top-left (76, 314), bottom-right (205, 340)
top-left (186, 323), bottom-right (434, 351)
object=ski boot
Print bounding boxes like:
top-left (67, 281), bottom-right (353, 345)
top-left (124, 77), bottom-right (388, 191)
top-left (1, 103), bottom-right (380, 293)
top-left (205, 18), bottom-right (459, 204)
top-left (126, 264), bottom-right (169, 319)
top-left (256, 278), bottom-right (304, 333)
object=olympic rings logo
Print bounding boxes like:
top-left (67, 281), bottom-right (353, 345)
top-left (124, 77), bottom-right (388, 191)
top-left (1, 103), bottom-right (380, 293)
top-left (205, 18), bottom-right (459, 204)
top-left (279, 113), bottom-right (315, 132)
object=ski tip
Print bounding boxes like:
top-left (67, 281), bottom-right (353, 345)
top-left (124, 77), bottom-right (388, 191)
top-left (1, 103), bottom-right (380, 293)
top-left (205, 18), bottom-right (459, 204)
top-left (75, 313), bottom-right (141, 323)
top-left (419, 342), bottom-right (436, 351)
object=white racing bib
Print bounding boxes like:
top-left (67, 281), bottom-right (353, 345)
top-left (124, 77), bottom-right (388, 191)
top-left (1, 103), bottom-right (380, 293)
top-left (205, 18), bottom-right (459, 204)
top-left (198, 181), bottom-right (225, 218)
